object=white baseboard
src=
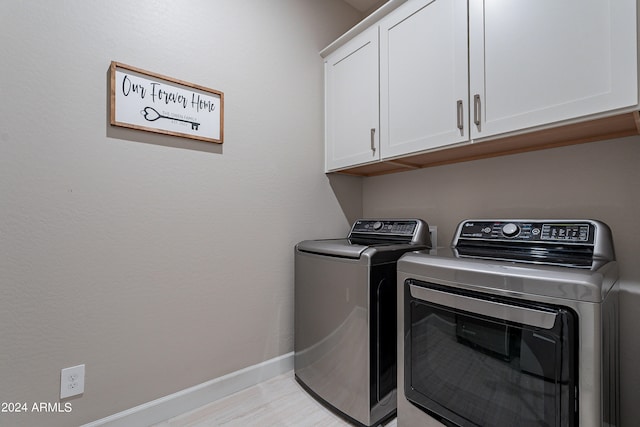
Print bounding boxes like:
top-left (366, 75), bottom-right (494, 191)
top-left (82, 352), bottom-right (294, 427)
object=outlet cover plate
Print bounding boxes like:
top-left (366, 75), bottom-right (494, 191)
top-left (60, 364), bottom-right (85, 399)
top-left (429, 225), bottom-right (437, 247)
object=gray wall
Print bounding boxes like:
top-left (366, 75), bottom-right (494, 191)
top-left (363, 136), bottom-right (640, 424)
top-left (4, 1), bottom-right (637, 426)
top-left (0, 1), bottom-right (363, 426)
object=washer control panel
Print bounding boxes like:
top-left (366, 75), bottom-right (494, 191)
top-left (457, 220), bottom-right (595, 244)
top-left (352, 219), bottom-right (417, 236)
top-left (349, 219), bottom-right (431, 246)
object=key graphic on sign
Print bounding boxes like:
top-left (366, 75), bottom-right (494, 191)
top-left (141, 107), bottom-right (200, 130)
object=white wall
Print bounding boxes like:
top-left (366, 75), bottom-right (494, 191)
top-left (0, 1), bottom-right (363, 426)
top-left (362, 136), bottom-right (640, 424)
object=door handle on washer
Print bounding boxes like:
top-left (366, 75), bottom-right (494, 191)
top-left (409, 284), bottom-right (557, 329)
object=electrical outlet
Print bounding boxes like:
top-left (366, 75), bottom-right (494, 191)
top-left (60, 364), bottom-right (85, 399)
top-left (429, 225), bottom-right (438, 247)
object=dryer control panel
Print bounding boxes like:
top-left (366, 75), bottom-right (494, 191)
top-left (452, 219), bottom-right (615, 269)
top-left (457, 220), bottom-right (595, 244)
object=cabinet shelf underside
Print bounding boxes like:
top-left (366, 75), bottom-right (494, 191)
top-left (330, 111), bottom-right (640, 177)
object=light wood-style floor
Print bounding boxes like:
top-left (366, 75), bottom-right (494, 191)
top-left (152, 371), bottom-right (398, 427)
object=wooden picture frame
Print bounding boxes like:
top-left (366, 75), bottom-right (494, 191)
top-left (109, 61), bottom-right (224, 144)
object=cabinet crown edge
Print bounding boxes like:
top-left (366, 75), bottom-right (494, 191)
top-left (320, 0), bottom-right (408, 58)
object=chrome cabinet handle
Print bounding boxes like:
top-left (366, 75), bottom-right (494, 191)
top-left (473, 94), bottom-right (481, 127)
top-left (370, 128), bottom-right (376, 154)
top-left (456, 100), bottom-right (464, 133)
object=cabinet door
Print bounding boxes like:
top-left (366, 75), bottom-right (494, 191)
top-left (325, 26), bottom-right (380, 172)
top-left (469, 0), bottom-right (638, 140)
top-left (380, 0), bottom-right (468, 159)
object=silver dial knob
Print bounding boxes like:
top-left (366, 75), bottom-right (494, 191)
top-left (502, 223), bottom-right (520, 237)
top-left (373, 221), bottom-right (383, 231)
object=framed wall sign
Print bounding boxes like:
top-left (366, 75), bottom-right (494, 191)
top-left (109, 61), bottom-right (224, 143)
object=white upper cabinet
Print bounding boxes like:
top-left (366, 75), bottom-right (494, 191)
top-left (323, 0), bottom-right (639, 174)
top-left (325, 26), bottom-right (380, 172)
top-left (469, 0), bottom-right (638, 139)
top-left (379, 0), bottom-right (468, 159)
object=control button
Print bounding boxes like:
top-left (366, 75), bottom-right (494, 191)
top-left (502, 223), bottom-right (520, 238)
top-left (373, 221), bottom-right (383, 231)
top-left (531, 228), bottom-right (540, 235)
